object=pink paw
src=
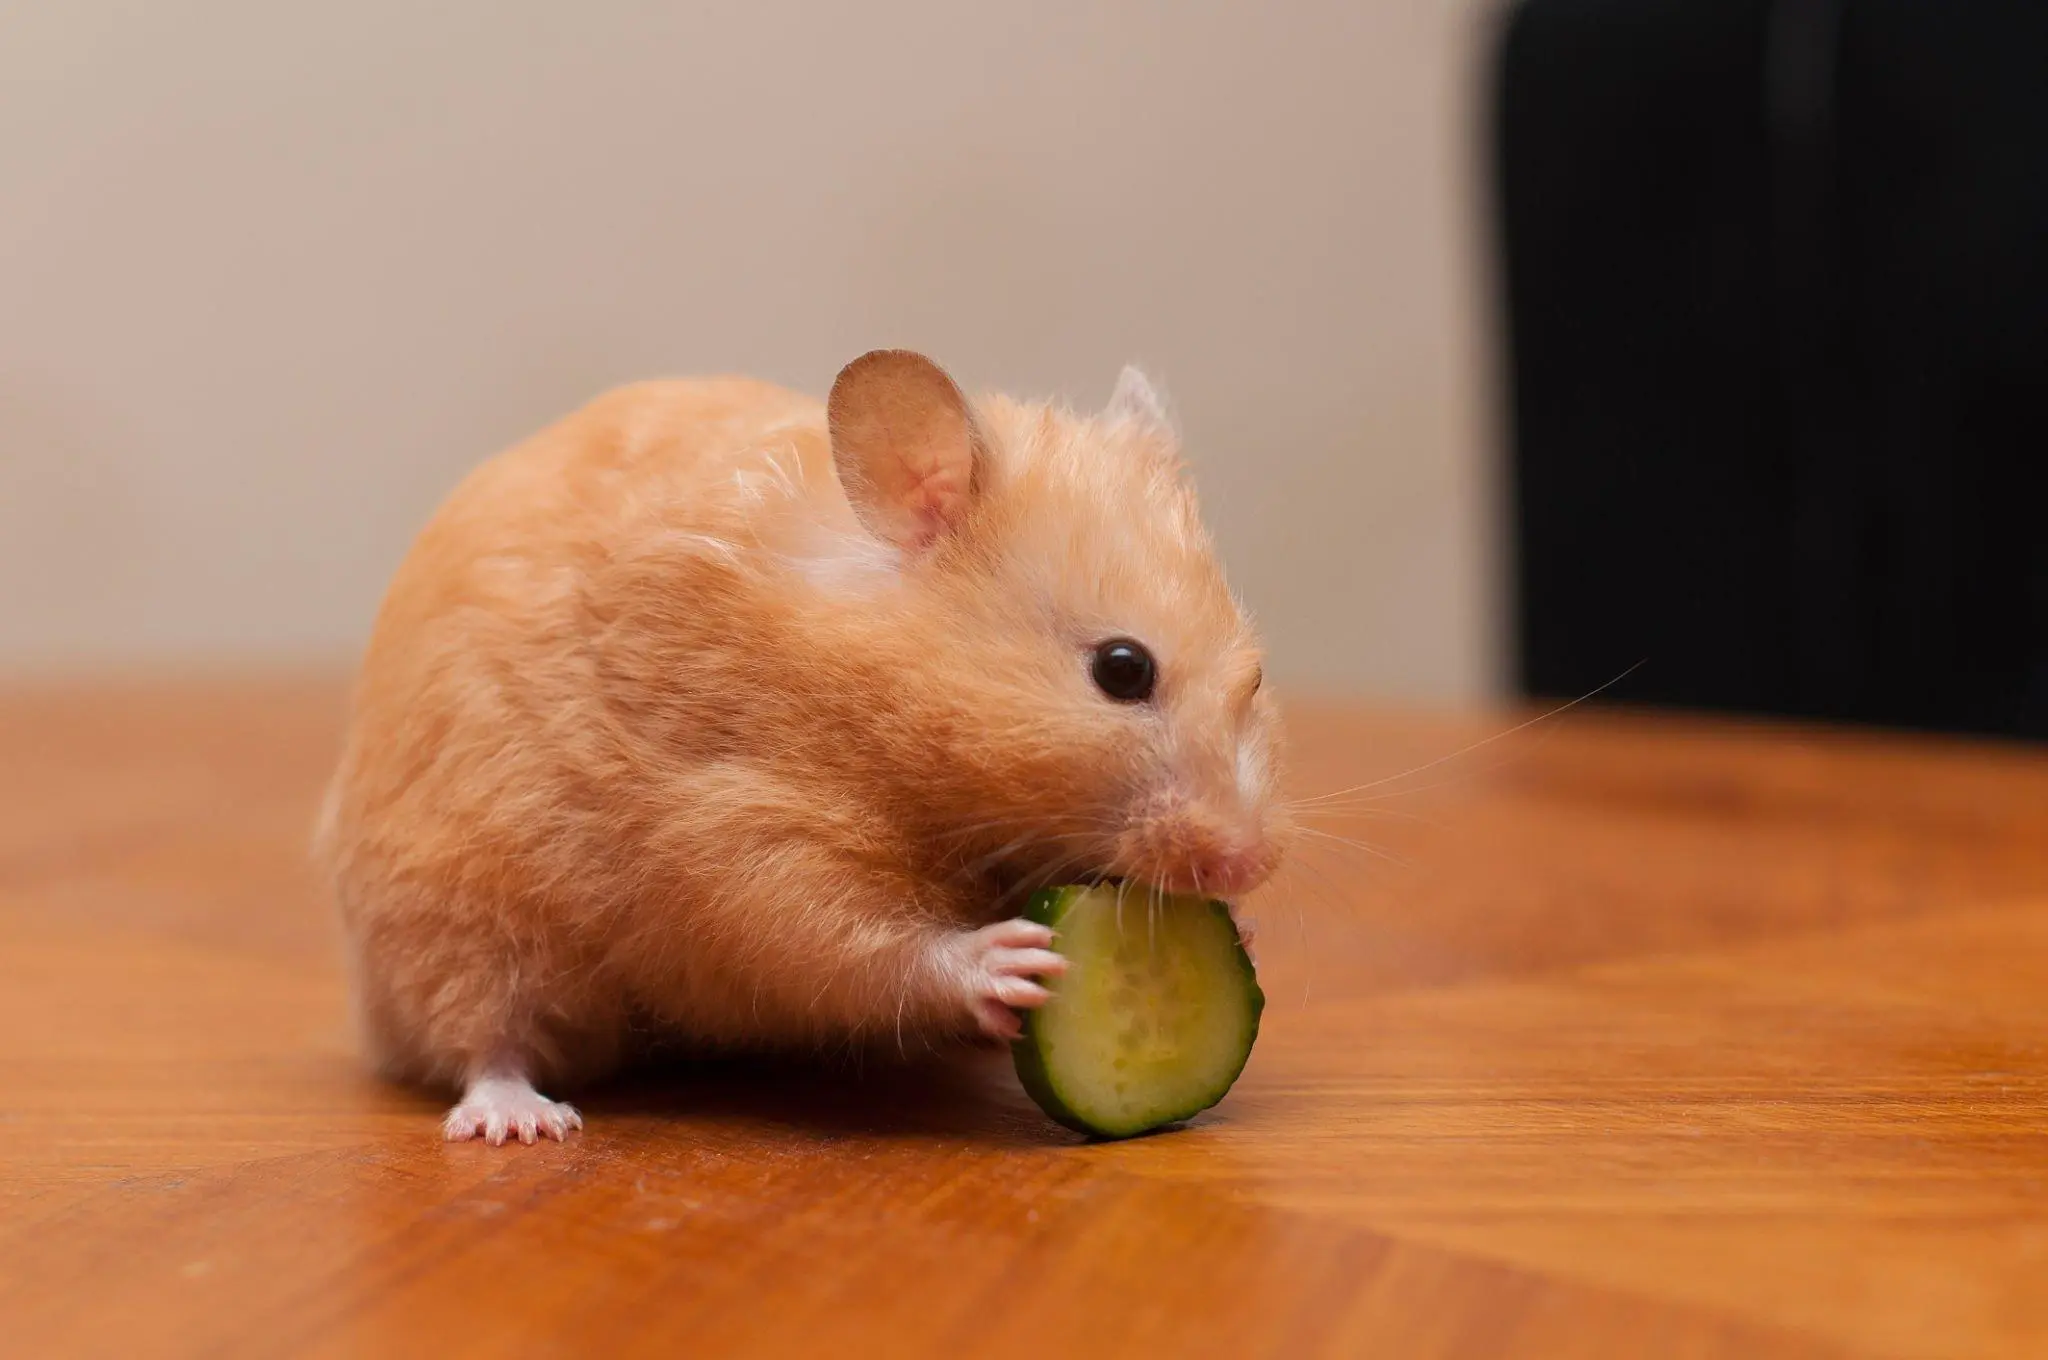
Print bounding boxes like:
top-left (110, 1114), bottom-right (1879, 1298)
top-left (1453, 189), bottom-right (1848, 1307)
top-left (1234, 911), bottom-right (1257, 964)
top-left (947, 918), bottom-right (1067, 1042)
top-left (443, 1075), bottom-right (583, 1146)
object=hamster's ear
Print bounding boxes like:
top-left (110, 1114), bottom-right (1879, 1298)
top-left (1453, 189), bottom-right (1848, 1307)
top-left (828, 349), bottom-right (984, 553)
top-left (1105, 364), bottom-right (1173, 435)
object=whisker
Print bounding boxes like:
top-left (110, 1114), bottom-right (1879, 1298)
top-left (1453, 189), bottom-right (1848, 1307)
top-left (1288, 661), bottom-right (1646, 807)
top-left (1286, 862), bottom-right (1315, 1007)
top-left (1284, 804), bottom-right (1438, 828)
top-left (930, 813), bottom-right (1118, 852)
top-left (930, 814), bottom-right (1124, 882)
top-left (986, 844), bottom-right (1098, 918)
top-left (1293, 826), bottom-right (1413, 871)
top-left (1290, 739), bottom-right (1577, 809)
top-left (962, 831), bottom-right (1041, 877)
top-left (1271, 852), bottom-right (1383, 1008)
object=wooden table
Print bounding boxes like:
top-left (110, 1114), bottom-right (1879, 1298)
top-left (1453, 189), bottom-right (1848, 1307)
top-left (4, 676), bottom-right (2047, 1358)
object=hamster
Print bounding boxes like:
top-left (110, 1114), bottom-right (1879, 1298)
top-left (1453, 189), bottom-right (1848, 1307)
top-left (316, 350), bottom-right (1289, 1144)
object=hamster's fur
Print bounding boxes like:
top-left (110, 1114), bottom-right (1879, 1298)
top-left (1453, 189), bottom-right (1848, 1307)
top-left (317, 350), bottom-right (1287, 1144)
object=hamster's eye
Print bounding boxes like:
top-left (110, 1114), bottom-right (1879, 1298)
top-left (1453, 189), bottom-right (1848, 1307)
top-left (1091, 638), bottom-right (1157, 703)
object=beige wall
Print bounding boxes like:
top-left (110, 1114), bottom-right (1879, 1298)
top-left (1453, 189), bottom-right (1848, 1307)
top-left (1, 0), bottom-right (1503, 701)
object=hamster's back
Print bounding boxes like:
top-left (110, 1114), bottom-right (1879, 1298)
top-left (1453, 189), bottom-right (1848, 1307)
top-left (319, 376), bottom-right (831, 904)
top-left (370, 377), bottom-right (824, 644)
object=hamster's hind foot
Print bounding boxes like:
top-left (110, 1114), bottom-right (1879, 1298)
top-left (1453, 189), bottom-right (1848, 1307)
top-left (442, 1072), bottom-right (583, 1146)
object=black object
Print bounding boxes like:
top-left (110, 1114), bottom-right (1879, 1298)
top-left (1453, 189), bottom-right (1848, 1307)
top-left (1492, 0), bottom-right (2048, 740)
top-left (1091, 638), bottom-right (1158, 704)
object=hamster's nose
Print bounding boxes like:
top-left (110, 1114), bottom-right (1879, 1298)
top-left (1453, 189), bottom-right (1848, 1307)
top-left (1118, 804), bottom-right (1281, 899)
top-left (1184, 835), bottom-right (1277, 899)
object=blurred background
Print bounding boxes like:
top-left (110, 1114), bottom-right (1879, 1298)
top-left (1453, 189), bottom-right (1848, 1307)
top-left (1, 0), bottom-right (1497, 703)
top-left (3, 0), bottom-right (2043, 737)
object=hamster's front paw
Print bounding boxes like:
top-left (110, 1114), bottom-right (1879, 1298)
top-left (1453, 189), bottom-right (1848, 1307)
top-left (443, 1074), bottom-right (584, 1146)
top-left (945, 918), bottom-right (1068, 1042)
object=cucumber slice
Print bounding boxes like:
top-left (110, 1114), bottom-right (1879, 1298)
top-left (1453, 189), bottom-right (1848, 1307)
top-left (1012, 883), bottom-right (1263, 1139)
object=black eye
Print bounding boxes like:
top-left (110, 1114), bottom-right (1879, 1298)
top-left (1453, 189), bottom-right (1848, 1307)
top-left (1091, 638), bottom-right (1157, 703)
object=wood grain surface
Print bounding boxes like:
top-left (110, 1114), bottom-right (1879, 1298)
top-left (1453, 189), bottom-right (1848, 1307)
top-left (4, 674), bottom-right (2047, 1358)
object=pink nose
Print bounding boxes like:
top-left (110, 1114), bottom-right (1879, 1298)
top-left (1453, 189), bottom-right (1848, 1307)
top-left (1184, 841), bottom-right (1275, 898)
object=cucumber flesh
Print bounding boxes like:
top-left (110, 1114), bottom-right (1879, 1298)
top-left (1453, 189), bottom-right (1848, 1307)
top-left (1012, 883), bottom-right (1263, 1139)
